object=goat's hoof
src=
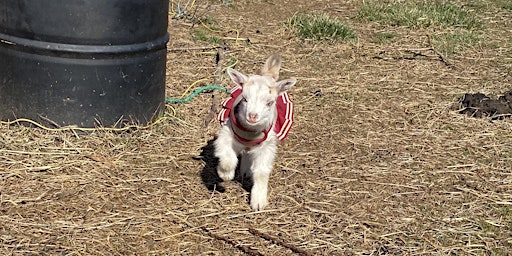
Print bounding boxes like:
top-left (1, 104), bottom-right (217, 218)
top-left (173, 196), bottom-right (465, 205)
top-left (250, 193), bottom-right (268, 211)
top-left (217, 159), bottom-right (237, 181)
top-left (218, 170), bottom-right (235, 181)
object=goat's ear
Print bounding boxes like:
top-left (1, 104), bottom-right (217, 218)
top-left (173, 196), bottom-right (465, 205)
top-left (276, 78), bottom-right (296, 95)
top-left (227, 68), bottom-right (248, 87)
top-left (261, 54), bottom-right (282, 80)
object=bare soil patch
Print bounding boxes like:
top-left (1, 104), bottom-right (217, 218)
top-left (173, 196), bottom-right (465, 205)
top-left (458, 91), bottom-right (512, 119)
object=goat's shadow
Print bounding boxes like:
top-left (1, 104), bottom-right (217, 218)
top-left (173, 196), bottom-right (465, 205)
top-left (196, 138), bottom-right (252, 194)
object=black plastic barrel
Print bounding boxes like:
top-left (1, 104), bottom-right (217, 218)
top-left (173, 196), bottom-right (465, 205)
top-left (0, 0), bottom-right (169, 127)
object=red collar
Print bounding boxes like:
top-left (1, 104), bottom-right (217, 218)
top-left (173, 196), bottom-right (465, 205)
top-left (218, 86), bottom-right (294, 145)
top-left (229, 96), bottom-right (272, 146)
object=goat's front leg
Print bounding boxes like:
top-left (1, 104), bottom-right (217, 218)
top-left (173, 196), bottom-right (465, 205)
top-left (249, 141), bottom-right (277, 211)
top-left (214, 126), bottom-right (239, 181)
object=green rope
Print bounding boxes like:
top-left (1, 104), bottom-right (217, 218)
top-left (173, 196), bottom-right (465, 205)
top-left (166, 84), bottom-right (229, 104)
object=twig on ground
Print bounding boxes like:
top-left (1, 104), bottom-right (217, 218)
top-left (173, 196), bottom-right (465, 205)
top-left (376, 35), bottom-right (454, 68)
top-left (203, 47), bottom-right (225, 128)
top-left (202, 227), bottom-right (264, 256)
top-left (167, 46), bottom-right (226, 52)
top-left (427, 35), bottom-right (454, 68)
top-left (167, 213), bottom-right (262, 255)
top-left (38, 115), bottom-right (61, 128)
top-left (4, 190), bottom-right (49, 205)
top-left (248, 228), bottom-right (313, 256)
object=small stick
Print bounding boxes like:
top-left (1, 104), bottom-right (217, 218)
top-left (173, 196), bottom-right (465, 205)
top-left (4, 190), bottom-right (49, 205)
top-left (202, 227), bottom-right (263, 256)
top-left (203, 47), bottom-right (225, 128)
top-left (167, 46), bottom-right (225, 52)
top-left (248, 228), bottom-right (313, 256)
top-left (167, 215), bottom-right (262, 255)
top-left (427, 35), bottom-right (454, 68)
top-left (38, 114), bottom-right (61, 128)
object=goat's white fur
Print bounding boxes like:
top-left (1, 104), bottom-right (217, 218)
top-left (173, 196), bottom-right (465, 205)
top-left (214, 54), bottom-right (296, 211)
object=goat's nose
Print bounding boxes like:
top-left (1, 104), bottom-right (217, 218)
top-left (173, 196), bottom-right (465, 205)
top-left (248, 113), bottom-right (258, 123)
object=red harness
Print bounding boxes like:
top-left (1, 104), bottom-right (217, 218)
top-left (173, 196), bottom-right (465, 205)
top-left (218, 86), bottom-right (294, 146)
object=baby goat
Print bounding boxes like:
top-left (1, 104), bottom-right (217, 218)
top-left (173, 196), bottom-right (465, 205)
top-left (215, 54), bottom-right (296, 211)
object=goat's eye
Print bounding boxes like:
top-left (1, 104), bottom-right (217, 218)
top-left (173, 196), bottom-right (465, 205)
top-left (266, 100), bottom-right (275, 107)
top-left (241, 97), bottom-right (247, 102)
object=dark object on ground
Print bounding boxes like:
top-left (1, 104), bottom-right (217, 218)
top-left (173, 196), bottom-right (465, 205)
top-left (458, 91), bottom-right (512, 119)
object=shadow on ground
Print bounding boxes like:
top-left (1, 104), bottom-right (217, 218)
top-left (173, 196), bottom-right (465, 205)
top-left (196, 138), bottom-right (253, 195)
top-left (196, 138), bottom-right (225, 193)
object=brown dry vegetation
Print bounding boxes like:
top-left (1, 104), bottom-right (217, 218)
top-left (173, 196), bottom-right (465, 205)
top-left (2, 0), bottom-right (512, 255)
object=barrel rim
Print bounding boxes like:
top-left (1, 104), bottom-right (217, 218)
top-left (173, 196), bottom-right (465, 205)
top-left (0, 32), bottom-right (169, 54)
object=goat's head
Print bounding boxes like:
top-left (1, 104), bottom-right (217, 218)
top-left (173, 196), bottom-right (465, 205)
top-left (227, 54), bottom-right (296, 131)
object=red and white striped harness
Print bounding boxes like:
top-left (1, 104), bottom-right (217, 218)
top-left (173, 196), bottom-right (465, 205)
top-left (217, 86), bottom-right (294, 146)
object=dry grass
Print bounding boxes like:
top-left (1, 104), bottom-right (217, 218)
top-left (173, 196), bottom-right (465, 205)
top-left (2, 0), bottom-right (512, 255)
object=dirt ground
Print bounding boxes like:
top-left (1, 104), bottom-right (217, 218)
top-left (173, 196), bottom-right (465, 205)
top-left (2, 0), bottom-right (512, 255)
